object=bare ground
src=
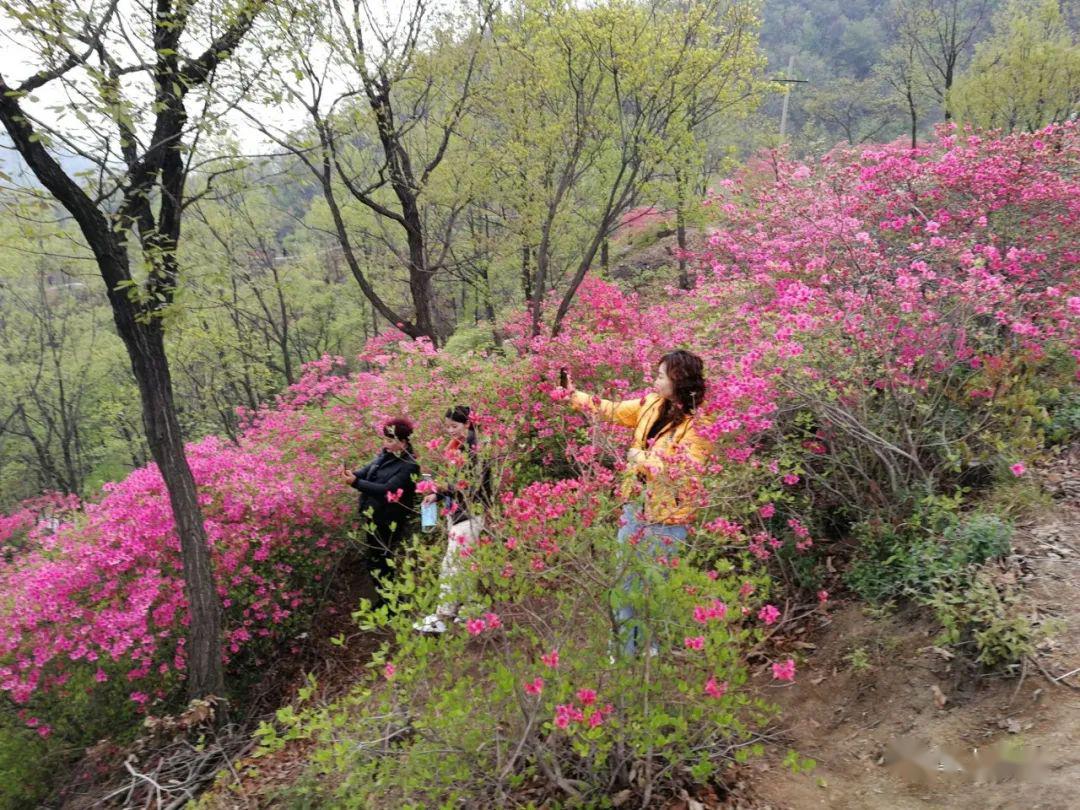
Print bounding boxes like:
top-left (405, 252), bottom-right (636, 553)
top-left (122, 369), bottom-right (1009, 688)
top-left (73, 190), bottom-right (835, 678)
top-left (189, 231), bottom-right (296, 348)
top-left (747, 456), bottom-right (1080, 810)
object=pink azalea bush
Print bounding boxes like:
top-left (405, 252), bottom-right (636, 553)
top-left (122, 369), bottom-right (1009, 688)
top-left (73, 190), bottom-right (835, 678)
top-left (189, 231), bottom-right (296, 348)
top-left (276, 125), bottom-right (1077, 804)
top-left (0, 491), bottom-right (80, 557)
top-left (0, 125), bottom-right (1077, 802)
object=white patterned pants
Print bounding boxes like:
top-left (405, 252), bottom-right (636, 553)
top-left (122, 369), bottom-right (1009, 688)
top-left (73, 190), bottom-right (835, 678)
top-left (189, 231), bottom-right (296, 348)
top-left (435, 516), bottom-right (485, 618)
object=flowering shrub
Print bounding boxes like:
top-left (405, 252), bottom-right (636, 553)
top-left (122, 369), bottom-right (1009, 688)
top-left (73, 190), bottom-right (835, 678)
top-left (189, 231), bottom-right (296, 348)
top-left (264, 125), bottom-right (1076, 801)
top-left (262, 474), bottom-right (776, 806)
top-left (692, 124), bottom-right (1079, 527)
top-left (0, 124), bottom-right (1076, 801)
top-left (0, 491), bottom-right (80, 558)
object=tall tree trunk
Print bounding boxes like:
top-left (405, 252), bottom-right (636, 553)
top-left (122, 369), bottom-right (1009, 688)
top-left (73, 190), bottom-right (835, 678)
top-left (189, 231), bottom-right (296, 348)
top-left (402, 211), bottom-right (436, 342)
top-left (120, 315), bottom-right (223, 699)
top-left (269, 263), bottom-right (295, 385)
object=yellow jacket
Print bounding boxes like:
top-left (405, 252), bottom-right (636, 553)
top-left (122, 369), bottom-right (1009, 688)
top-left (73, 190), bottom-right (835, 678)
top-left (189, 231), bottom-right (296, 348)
top-left (570, 390), bottom-right (713, 525)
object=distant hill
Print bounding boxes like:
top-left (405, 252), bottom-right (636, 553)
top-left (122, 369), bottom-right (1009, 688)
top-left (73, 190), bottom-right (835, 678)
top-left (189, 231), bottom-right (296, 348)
top-left (0, 138), bottom-right (97, 187)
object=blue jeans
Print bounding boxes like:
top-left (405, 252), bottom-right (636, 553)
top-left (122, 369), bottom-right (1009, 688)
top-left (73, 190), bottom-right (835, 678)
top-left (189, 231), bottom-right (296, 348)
top-left (613, 503), bottom-right (688, 657)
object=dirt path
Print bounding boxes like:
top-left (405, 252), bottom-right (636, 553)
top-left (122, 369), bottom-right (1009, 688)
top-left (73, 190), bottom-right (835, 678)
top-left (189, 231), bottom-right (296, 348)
top-left (750, 469), bottom-right (1080, 810)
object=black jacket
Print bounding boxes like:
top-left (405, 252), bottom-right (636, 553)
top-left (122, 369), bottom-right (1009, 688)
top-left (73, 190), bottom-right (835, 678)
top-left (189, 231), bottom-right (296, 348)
top-left (350, 450), bottom-right (420, 535)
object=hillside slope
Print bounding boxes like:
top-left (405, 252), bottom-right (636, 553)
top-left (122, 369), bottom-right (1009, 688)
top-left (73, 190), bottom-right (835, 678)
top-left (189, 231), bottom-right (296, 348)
top-left (750, 449), bottom-right (1080, 810)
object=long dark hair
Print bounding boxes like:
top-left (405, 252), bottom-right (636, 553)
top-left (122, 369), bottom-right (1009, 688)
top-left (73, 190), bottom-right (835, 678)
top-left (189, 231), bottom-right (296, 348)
top-left (444, 405), bottom-right (471, 425)
top-left (651, 350), bottom-right (706, 439)
top-left (445, 404), bottom-right (478, 450)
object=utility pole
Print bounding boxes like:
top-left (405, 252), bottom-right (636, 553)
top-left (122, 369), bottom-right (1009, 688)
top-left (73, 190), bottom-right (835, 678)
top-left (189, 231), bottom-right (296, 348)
top-left (779, 55), bottom-right (796, 140)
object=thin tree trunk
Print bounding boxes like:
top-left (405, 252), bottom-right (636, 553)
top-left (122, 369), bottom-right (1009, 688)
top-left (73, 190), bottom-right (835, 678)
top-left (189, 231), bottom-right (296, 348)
top-left (269, 262), bottom-right (294, 385)
top-left (908, 87), bottom-right (918, 149)
top-left (521, 245), bottom-right (533, 306)
top-left (675, 169), bottom-right (689, 290)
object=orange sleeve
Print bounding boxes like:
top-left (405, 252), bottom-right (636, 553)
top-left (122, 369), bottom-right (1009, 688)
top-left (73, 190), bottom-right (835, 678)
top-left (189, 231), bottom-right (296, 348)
top-left (570, 390), bottom-right (643, 428)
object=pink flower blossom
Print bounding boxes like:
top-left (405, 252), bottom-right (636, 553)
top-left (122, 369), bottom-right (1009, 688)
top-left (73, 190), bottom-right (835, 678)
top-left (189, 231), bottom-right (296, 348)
top-left (384, 662), bottom-right (396, 680)
top-left (704, 677), bottom-right (727, 698)
top-left (771, 659), bottom-right (796, 682)
top-left (576, 688), bottom-right (597, 706)
top-left (554, 703), bottom-right (584, 729)
top-left (541, 648), bottom-right (560, 669)
top-left (1010, 462), bottom-right (1026, 477)
top-left (693, 599), bottom-right (727, 625)
top-left (684, 636), bottom-right (705, 650)
top-left (758, 604), bottom-right (781, 625)
top-left (524, 677), bottom-right (544, 695)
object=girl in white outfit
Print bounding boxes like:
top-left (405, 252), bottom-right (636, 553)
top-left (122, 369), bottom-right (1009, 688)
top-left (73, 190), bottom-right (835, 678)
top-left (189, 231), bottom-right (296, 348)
top-left (414, 405), bottom-right (491, 634)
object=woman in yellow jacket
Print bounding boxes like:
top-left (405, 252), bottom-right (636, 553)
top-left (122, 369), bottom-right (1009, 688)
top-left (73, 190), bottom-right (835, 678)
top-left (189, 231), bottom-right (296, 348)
top-left (566, 349), bottom-right (712, 657)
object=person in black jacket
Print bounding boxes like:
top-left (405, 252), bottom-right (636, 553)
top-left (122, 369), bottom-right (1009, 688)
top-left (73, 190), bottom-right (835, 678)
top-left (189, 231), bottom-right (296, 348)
top-left (343, 418), bottom-right (421, 584)
top-left (414, 405), bottom-right (493, 635)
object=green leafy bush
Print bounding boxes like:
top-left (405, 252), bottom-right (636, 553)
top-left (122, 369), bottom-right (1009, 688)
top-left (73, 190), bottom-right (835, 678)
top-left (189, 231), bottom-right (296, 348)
top-left (846, 505), bottom-right (1014, 604)
top-left (845, 504), bottom-right (1035, 669)
top-left (925, 571), bottom-right (1036, 670)
top-left (263, 485), bottom-right (778, 807)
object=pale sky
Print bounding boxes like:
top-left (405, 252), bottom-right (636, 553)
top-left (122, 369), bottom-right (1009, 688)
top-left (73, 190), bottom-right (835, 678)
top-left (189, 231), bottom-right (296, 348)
top-left (0, 0), bottom-right (418, 177)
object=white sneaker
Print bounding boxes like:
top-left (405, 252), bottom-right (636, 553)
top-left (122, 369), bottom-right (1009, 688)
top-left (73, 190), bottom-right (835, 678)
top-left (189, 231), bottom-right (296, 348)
top-left (608, 644), bottom-right (658, 664)
top-left (413, 614), bottom-right (447, 635)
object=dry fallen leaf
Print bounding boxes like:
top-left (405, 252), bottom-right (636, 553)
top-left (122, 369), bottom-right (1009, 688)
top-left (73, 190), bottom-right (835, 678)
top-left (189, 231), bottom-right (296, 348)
top-left (999, 717), bottom-right (1023, 734)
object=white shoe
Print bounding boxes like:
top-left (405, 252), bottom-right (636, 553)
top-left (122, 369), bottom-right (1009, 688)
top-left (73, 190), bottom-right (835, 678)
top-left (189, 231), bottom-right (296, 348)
top-left (608, 644), bottom-right (658, 664)
top-left (413, 615), bottom-right (447, 635)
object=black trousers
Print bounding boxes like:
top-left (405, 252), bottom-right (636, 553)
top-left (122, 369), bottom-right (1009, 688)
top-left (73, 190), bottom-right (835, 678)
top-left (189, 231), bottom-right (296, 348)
top-left (364, 522), bottom-right (399, 582)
